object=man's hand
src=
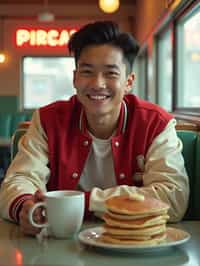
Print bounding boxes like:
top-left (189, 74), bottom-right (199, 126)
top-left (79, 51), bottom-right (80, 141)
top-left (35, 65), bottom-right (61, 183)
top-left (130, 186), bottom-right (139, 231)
top-left (19, 190), bottom-right (45, 236)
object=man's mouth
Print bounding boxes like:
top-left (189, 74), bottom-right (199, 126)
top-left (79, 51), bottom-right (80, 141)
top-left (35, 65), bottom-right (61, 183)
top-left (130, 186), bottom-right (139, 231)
top-left (87, 95), bottom-right (110, 101)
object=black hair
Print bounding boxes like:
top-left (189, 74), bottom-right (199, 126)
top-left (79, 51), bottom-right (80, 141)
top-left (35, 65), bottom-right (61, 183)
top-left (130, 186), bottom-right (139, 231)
top-left (68, 21), bottom-right (140, 74)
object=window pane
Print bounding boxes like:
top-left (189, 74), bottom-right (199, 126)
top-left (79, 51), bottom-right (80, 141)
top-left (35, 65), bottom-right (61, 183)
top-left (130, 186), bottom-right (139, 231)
top-left (157, 29), bottom-right (172, 111)
top-left (23, 57), bottom-right (75, 109)
top-left (132, 59), bottom-right (140, 96)
top-left (177, 5), bottom-right (200, 108)
top-left (133, 51), bottom-right (148, 100)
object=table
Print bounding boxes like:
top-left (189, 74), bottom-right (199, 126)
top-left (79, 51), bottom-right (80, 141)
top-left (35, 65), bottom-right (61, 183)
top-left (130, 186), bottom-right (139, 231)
top-left (0, 219), bottom-right (199, 266)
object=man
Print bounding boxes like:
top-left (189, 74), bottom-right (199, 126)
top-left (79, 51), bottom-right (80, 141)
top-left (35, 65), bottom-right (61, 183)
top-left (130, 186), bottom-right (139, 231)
top-left (0, 21), bottom-right (189, 236)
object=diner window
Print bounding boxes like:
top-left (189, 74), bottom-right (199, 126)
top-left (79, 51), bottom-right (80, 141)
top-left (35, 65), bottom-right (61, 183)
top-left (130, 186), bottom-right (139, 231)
top-left (157, 28), bottom-right (173, 112)
top-left (176, 3), bottom-right (200, 110)
top-left (132, 59), bottom-right (140, 96)
top-left (133, 49), bottom-right (148, 100)
top-left (22, 56), bottom-right (75, 110)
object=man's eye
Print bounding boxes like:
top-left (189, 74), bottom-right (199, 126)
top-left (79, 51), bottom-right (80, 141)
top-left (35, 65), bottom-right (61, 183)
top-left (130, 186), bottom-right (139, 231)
top-left (106, 71), bottom-right (119, 77)
top-left (80, 70), bottom-right (93, 75)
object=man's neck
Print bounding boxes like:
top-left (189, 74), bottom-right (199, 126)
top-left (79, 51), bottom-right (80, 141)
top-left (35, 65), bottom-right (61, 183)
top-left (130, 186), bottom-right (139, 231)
top-left (86, 111), bottom-right (120, 139)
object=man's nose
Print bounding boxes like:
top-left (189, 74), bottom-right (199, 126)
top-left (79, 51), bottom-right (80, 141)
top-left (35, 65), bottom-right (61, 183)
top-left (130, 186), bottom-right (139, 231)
top-left (89, 74), bottom-right (106, 89)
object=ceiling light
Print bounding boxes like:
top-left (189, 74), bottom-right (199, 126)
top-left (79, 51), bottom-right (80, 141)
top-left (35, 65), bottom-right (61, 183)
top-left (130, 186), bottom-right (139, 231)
top-left (38, 11), bottom-right (55, 22)
top-left (38, 0), bottom-right (55, 22)
top-left (99, 0), bottom-right (120, 14)
top-left (0, 52), bottom-right (6, 63)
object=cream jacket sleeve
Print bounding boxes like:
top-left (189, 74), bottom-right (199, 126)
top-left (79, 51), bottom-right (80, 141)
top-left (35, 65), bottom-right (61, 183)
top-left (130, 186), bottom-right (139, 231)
top-left (90, 119), bottom-right (189, 222)
top-left (0, 110), bottom-right (50, 221)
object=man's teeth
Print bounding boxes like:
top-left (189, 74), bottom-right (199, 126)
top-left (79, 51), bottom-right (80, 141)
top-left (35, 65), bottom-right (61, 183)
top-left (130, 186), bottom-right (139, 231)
top-left (89, 95), bottom-right (108, 100)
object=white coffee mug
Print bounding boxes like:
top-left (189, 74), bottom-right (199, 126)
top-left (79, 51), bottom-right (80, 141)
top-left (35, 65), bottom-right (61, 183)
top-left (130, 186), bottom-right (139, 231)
top-left (28, 190), bottom-right (85, 239)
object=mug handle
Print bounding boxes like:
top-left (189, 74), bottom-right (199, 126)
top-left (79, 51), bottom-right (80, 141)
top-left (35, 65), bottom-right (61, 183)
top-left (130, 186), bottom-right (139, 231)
top-left (28, 202), bottom-right (48, 228)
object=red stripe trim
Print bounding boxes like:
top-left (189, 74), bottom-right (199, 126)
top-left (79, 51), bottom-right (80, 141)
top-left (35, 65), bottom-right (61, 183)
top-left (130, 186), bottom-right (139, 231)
top-left (9, 194), bottom-right (33, 222)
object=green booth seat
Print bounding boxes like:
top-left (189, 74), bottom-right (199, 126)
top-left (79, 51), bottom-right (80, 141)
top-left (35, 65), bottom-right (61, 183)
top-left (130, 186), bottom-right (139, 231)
top-left (0, 113), bottom-right (12, 139)
top-left (0, 112), bottom-right (32, 139)
top-left (177, 130), bottom-right (200, 220)
top-left (0, 113), bottom-right (32, 182)
top-left (193, 133), bottom-right (200, 219)
top-left (11, 128), bottom-right (28, 160)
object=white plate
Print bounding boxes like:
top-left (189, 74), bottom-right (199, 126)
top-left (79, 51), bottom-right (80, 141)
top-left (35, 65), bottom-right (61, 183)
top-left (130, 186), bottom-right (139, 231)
top-left (78, 226), bottom-right (191, 253)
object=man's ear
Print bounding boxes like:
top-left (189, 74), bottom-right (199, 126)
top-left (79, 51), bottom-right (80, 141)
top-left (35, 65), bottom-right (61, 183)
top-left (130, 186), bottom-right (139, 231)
top-left (125, 73), bottom-right (135, 93)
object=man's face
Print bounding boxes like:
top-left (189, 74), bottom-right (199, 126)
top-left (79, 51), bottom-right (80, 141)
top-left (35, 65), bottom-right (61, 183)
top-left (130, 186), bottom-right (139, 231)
top-left (73, 44), bottom-right (134, 117)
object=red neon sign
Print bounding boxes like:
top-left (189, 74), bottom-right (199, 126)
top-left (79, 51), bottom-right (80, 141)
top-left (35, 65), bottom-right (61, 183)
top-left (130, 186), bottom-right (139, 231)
top-left (16, 28), bottom-right (77, 47)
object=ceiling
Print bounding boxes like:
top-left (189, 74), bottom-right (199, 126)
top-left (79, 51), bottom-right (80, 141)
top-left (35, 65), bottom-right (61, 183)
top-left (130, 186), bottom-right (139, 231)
top-left (0, 0), bottom-right (136, 19)
top-left (0, 0), bottom-right (134, 4)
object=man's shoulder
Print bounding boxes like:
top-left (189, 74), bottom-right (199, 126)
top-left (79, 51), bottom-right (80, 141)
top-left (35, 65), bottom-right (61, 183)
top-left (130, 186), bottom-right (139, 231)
top-left (125, 94), bottom-right (173, 122)
top-left (39, 95), bottom-right (82, 128)
top-left (40, 95), bottom-right (79, 113)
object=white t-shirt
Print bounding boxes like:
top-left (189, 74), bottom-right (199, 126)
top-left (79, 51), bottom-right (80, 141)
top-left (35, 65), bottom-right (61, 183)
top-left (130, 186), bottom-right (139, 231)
top-left (79, 132), bottom-right (116, 191)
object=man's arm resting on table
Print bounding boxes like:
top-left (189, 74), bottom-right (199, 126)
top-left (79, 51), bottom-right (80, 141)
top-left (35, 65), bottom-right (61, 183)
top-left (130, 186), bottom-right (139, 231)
top-left (0, 110), bottom-right (49, 222)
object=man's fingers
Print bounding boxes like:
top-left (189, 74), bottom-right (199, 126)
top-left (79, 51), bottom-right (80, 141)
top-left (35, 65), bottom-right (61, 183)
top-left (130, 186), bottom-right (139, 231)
top-left (18, 191), bottom-right (46, 236)
top-left (19, 199), bottom-right (44, 236)
top-left (34, 190), bottom-right (45, 202)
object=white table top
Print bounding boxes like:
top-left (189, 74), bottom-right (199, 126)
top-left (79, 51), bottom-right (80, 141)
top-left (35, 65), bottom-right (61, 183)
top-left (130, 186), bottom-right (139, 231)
top-left (0, 219), bottom-right (199, 266)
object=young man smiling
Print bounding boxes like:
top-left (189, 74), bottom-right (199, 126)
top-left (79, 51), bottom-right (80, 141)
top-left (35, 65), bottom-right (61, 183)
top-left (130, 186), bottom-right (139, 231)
top-left (0, 21), bottom-right (189, 236)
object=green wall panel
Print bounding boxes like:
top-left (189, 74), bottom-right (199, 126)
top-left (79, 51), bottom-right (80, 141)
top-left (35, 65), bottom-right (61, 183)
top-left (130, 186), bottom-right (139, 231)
top-left (0, 96), bottom-right (19, 112)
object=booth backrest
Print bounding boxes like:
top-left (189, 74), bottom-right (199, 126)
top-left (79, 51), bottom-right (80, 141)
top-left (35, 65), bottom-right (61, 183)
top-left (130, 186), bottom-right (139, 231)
top-left (11, 128), bottom-right (28, 160)
top-left (177, 130), bottom-right (200, 220)
top-left (0, 112), bottom-right (32, 139)
top-left (193, 134), bottom-right (200, 219)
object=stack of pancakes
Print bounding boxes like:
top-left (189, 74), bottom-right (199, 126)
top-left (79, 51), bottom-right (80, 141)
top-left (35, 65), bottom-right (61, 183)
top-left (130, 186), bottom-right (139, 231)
top-left (100, 194), bottom-right (169, 246)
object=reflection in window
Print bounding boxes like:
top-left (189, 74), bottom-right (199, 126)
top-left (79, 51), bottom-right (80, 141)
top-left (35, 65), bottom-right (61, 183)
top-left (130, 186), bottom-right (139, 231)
top-left (23, 57), bottom-right (75, 110)
top-left (157, 29), bottom-right (172, 111)
top-left (177, 4), bottom-right (200, 108)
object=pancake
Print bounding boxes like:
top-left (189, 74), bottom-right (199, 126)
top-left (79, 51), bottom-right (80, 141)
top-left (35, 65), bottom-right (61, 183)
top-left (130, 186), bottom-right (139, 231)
top-left (99, 193), bottom-right (169, 246)
top-left (107, 209), bottom-right (169, 220)
top-left (103, 224), bottom-right (166, 237)
top-left (105, 195), bottom-right (169, 216)
top-left (103, 213), bottom-right (169, 229)
top-left (99, 232), bottom-right (167, 245)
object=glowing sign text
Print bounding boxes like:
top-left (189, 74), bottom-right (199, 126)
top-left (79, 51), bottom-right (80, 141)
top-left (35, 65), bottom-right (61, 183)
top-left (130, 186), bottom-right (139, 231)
top-left (16, 29), bottom-right (77, 47)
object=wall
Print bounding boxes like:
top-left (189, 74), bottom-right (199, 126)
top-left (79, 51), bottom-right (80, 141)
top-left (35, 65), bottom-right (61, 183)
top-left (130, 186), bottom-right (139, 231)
top-left (133, 0), bottom-right (167, 44)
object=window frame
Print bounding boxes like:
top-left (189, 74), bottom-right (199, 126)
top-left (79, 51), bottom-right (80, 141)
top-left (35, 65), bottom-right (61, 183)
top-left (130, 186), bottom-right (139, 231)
top-left (155, 23), bottom-right (173, 111)
top-left (133, 46), bottom-right (148, 100)
top-left (173, 1), bottom-right (200, 115)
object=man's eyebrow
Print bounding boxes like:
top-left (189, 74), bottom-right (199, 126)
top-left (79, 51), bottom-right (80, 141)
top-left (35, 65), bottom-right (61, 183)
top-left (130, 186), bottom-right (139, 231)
top-left (78, 63), bottom-right (93, 68)
top-left (78, 63), bottom-right (120, 71)
top-left (105, 64), bottom-right (120, 71)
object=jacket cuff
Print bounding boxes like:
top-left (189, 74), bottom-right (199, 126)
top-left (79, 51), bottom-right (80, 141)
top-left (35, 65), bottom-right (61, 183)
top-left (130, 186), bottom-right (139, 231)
top-left (9, 194), bottom-right (33, 223)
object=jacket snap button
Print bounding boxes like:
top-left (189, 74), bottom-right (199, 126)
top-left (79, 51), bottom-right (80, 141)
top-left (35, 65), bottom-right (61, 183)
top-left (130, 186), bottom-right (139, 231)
top-left (119, 173), bottom-right (125, 179)
top-left (72, 172), bottom-right (78, 178)
top-left (115, 141), bottom-right (119, 147)
top-left (83, 140), bottom-right (89, 146)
